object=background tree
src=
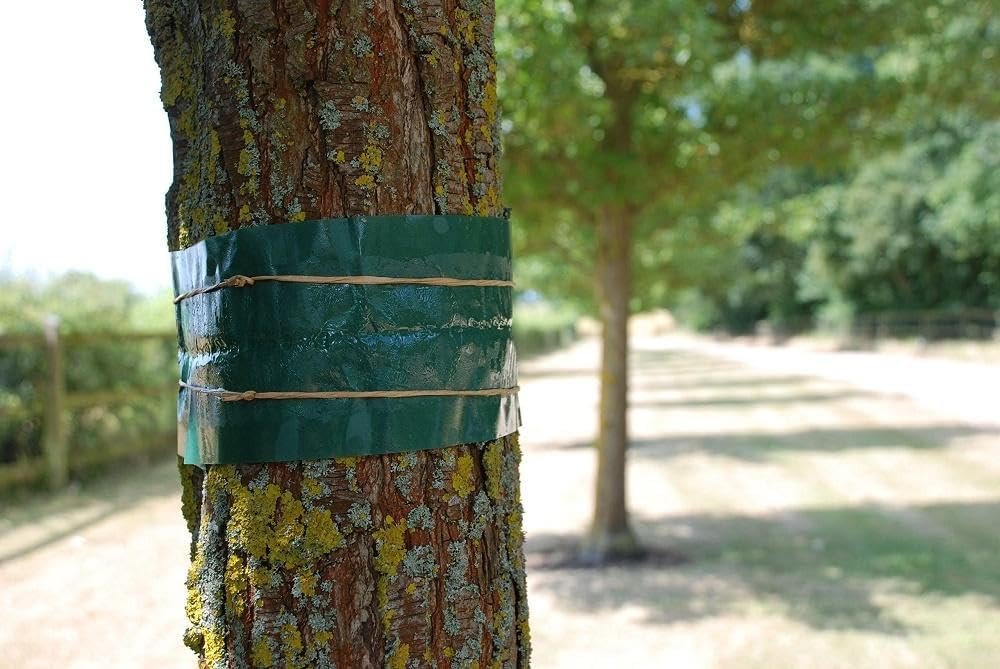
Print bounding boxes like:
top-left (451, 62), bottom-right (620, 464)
top-left (668, 114), bottom-right (1000, 334)
top-left (495, 0), bottom-right (994, 560)
top-left (144, 1), bottom-right (529, 667)
top-left (0, 274), bottom-right (175, 484)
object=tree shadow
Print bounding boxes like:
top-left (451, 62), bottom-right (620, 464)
top-left (629, 390), bottom-right (869, 408)
top-left (550, 424), bottom-right (993, 460)
top-left (0, 455), bottom-right (181, 565)
top-left (632, 348), bottom-right (739, 368)
top-left (526, 500), bottom-right (1000, 633)
top-left (518, 366), bottom-right (597, 379)
top-left (636, 374), bottom-right (816, 390)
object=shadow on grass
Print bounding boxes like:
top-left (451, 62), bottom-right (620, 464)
top-left (0, 455), bottom-right (181, 565)
top-left (629, 390), bottom-right (870, 409)
top-left (527, 500), bottom-right (1000, 633)
top-left (517, 362), bottom-right (770, 382)
top-left (518, 367), bottom-right (596, 380)
top-left (520, 346), bottom-right (820, 388)
top-left (550, 424), bottom-right (993, 460)
top-left (634, 374), bottom-right (816, 390)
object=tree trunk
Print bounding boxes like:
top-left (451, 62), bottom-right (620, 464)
top-left (145, 1), bottom-right (529, 667)
top-left (581, 214), bottom-right (639, 563)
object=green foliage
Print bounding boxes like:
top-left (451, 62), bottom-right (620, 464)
top-left (0, 272), bottom-right (174, 335)
top-left (0, 273), bottom-right (176, 474)
top-left (807, 120), bottom-right (999, 310)
top-left (496, 0), bottom-right (997, 321)
top-left (512, 299), bottom-right (579, 357)
top-left (672, 116), bottom-right (1000, 333)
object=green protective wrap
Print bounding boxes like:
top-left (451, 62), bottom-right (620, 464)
top-left (172, 215), bottom-right (519, 465)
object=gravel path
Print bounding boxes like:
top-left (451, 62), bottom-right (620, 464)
top-left (3, 335), bottom-right (999, 668)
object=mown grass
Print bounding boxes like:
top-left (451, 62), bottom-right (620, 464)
top-left (524, 341), bottom-right (1000, 668)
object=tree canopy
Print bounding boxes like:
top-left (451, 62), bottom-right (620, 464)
top-left (497, 0), bottom-right (998, 318)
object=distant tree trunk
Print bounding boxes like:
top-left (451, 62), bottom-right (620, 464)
top-left (145, 1), bottom-right (529, 667)
top-left (582, 212), bottom-right (638, 562)
top-left (579, 59), bottom-right (640, 562)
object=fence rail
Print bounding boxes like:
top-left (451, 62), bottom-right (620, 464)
top-left (849, 309), bottom-right (998, 341)
top-left (759, 308), bottom-right (999, 343)
top-left (0, 322), bottom-right (177, 491)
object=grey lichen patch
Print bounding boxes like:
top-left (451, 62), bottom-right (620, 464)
top-left (432, 159), bottom-right (452, 214)
top-left (247, 556), bottom-right (279, 590)
top-left (308, 608), bottom-right (338, 669)
top-left (351, 34), bottom-right (373, 58)
top-left (186, 486), bottom-right (232, 667)
top-left (390, 452), bottom-right (418, 498)
top-left (392, 471), bottom-right (413, 497)
top-left (302, 459), bottom-right (324, 477)
top-left (269, 162), bottom-right (295, 213)
top-left (178, 461), bottom-right (201, 552)
top-left (465, 46), bottom-right (491, 104)
top-left (443, 541), bottom-right (467, 618)
top-left (473, 490), bottom-right (492, 519)
top-left (490, 575), bottom-right (516, 659)
top-left (300, 465), bottom-right (330, 512)
top-left (291, 571), bottom-right (311, 600)
top-left (350, 95), bottom-right (370, 113)
top-left (318, 101), bottom-right (342, 131)
top-left (443, 541), bottom-right (480, 636)
top-left (314, 652), bottom-right (336, 669)
top-left (428, 110), bottom-right (449, 137)
top-left (468, 490), bottom-right (493, 540)
top-left (222, 61), bottom-right (261, 132)
top-left (247, 468), bottom-right (271, 492)
top-left (453, 635), bottom-right (483, 669)
top-left (406, 505), bottom-right (434, 531)
top-left (414, 34), bottom-right (434, 55)
top-left (347, 501), bottom-right (373, 530)
top-left (263, 97), bottom-right (304, 219)
top-left (403, 545), bottom-right (438, 579)
top-left (432, 449), bottom-right (456, 490)
top-left (341, 457), bottom-right (360, 492)
top-left (431, 446), bottom-right (456, 490)
top-left (308, 609), bottom-right (336, 634)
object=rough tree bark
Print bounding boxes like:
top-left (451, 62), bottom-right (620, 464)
top-left (144, 1), bottom-right (530, 667)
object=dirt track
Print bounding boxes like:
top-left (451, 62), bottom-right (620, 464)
top-left (3, 336), bottom-right (999, 668)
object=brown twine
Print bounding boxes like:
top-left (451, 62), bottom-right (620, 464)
top-left (174, 274), bottom-right (515, 303)
top-left (179, 381), bottom-right (519, 402)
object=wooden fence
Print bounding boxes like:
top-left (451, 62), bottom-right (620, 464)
top-left (760, 308), bottom-right (998, 343)
top-left (849, 308), bottom-right (998, 341)
top-left (0, 321), bottom-right (177, 491)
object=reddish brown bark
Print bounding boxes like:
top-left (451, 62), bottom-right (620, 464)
top-left (145, 1), bottom-right (528, 666)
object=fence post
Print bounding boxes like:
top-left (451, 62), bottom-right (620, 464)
top-left (42, 315), bottom-right (68, 489)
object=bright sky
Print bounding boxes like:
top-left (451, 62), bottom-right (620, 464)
top-left (0, 3), bottom-right (174, 293)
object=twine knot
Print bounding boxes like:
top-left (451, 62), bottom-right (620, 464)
top-left (238, 390), bottom-right (257, 401)
top-left (228, 275), bottom-right (256, 288)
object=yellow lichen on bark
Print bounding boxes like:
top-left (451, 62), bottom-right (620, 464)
top-left (147, 0), bottom-right (530, 665)
top-left (453, 453), bottom-right (476, 498)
